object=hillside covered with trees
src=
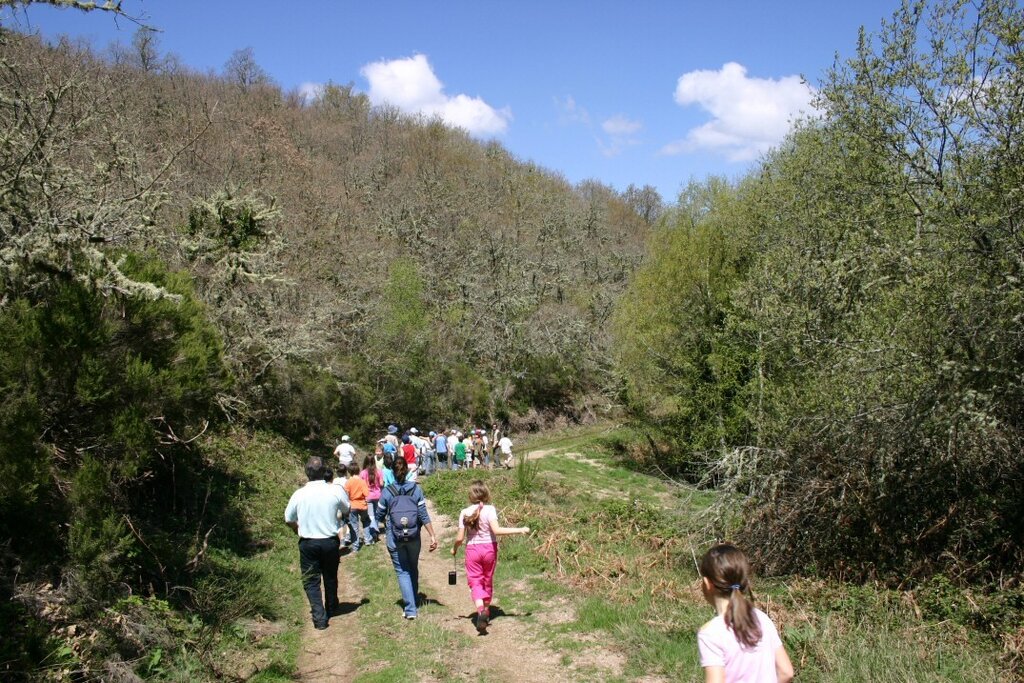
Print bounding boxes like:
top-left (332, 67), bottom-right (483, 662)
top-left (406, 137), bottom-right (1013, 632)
top-left (615, 0), bottom-right (1023, 647)
top-left (0, 4), bottom-right (654, 678)
top-left (1, 0), bottom-right (1022, 679)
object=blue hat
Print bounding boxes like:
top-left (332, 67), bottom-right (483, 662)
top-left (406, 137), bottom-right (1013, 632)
top-left (387, 424), bottom-right (398, 434)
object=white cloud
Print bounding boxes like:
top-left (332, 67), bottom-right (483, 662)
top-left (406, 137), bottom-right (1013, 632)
top-left (297, 81), bottom-right (324, 104)
top-left (599, 115), bottom-right (643, 157)
top-left (360, 54), bottom-right (509, 136)
top-left (662, 62), bottom-right (820, 162)
top-left (555, 95), bottom-right (591, 126)
top-left (602, 115), bottom-right (642, 136)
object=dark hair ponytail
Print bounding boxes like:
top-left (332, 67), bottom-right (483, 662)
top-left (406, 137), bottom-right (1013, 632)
top-left (699, 543), bottom-right (762, 648)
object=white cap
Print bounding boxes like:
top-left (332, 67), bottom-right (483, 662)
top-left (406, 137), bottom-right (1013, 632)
top-left (409, 427), bottom-right (418, 434)
top-left (341, 435), bottom-right (350, 441)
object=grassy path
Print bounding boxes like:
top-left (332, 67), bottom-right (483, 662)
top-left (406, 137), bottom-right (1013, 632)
top-left (280, 429), bottom-right (1007, 682)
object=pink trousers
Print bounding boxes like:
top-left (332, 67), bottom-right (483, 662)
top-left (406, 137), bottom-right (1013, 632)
top-left (464, 542), bottom-right (498, 602)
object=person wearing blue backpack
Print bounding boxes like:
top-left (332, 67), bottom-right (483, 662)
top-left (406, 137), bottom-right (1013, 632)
top-left (375, 456), bottom-right (438, 619)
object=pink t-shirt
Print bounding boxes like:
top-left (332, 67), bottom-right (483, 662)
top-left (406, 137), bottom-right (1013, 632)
top-left (360, 468), bottom-right (383, 501)
top-left (457, 503), bottom-right (498, 545)
top-left (697, 608), bottom-right (782, 683)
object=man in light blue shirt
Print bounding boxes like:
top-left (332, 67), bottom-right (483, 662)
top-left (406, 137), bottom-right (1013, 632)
top-left (284, 456), bottom-right (348, 629)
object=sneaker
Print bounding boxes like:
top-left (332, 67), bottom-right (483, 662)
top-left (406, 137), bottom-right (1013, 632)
top-left (314, 621), bottom-right (329, 630)
top-left (404, 614), bottom-right (417, 620)
top-left (475, 608), bottom-right (489, 633)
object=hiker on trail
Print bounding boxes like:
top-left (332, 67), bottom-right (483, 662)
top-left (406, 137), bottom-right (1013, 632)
top-left (497, 433), bottom-right (515, 469)
top-left (470, 430), bottom-right (484, 468)
top-left (451, 479), bottom-right (530, 634)
top-left (446, 429), bottom-right (459, 467)
top-left (361, 454), bottom-right (384, 542)
top-left (490, 423), bottom-right (502, 463)
top-left (334, 434), bottom-right (356, 469)
top-left (697, 543), bottom-right (794, 683)
top-left (375, 457), bottom-right (438, 620)
top-left (381, 451), bottom-right (397, 487)
top-left (384, 424), bottom-right (401, 451)
top-left (344, 462), bottom-right (372, 551)
top-left (434, 429), bottom-right (450, 471)
top-left (452, 433), bottom-right (468, 470)
top-left (284, 456), bottom-right (347, 630)
top-left (400, 434), bottom-right (419, 481)
top-left (410, 427), bottom-right (433, 475)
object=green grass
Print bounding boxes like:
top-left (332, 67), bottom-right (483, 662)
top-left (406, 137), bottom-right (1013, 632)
top-left (422, 429), bottom-right (1011, 682)
top-left (345, 537), bottom-right (471, 682)
top-left (152, 429), bottom-right (312, 682)
top-left (159, 426), bottom-right (1012, 681)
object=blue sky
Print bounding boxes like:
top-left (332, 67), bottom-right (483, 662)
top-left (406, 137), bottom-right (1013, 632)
top-left (5, 0), bottom-right (901, 203)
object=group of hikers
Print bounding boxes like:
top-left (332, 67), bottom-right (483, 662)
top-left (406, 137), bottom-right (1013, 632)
top-left (335, 423), bottom-right (517, 478)
top-left (285, 422), bottom-right (794, 682)
top-left (283, 423), bottom-right (526, 632)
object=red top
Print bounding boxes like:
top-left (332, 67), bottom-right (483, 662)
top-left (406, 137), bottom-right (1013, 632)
top-left (401, 443), bottom-right (417, 466)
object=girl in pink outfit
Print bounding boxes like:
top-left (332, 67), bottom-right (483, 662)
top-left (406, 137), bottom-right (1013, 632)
top-left (697, 543), bottom-right (794, 683)
top-left (450, 480), bottom-right (530, 633)
top-left (360, 455), bottom-right (384, 543)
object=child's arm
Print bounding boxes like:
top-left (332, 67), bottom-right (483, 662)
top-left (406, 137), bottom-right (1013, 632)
top-left (702, 667), bottom-right (725, 683)
top-left (775, 646), bottom-right (794, 683)
top-left (451, 527), bottom-right (465, 555)
top-left (491, 521), bottom-right (530, 536)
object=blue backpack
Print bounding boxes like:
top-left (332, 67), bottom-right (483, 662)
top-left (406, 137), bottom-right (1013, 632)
top-left (387, 484), bottom-right (421, 542)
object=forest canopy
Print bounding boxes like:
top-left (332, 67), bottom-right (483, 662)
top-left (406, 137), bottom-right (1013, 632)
top-left (615, 0), bottom-right (1024, 582)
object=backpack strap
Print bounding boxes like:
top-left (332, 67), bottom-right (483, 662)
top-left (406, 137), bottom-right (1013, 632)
top-left (387, 484), bottom-right (399, 497)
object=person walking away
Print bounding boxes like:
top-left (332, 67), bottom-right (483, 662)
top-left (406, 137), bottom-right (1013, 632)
top-left (344, 462), bottom-right (373, 550)
top-left (450, 480), bottom-right (530, 633)
top-left (284, 456), bottom-right (347, 630)
top-left (381, 452), bottom-right (397, 487)
top-left (434, 429), bottom-right (450, 471)
top-left (446, 429), bottom-right (458, 466)
top-left (490, 423), bottom-right (502, 463)
top-left (375, 457), bottom-right (438, 619)
top-left (384, 424), bottom-right (401, 452)
top-left (334, 435), bottom-right (356, 469)
top-left (400, 434), bottom-right (419, 481)
top-left (697, 543), bottom-right (794, 683)
top-left (410, 428), bottom-right (431, 475)
top-left (452, 433), bottom-right (468, 471)
top-left (334, 466), bottom-right (356, 546)
top-left (361, 454), bottom-right (384, 542)
top-left (498, 433), bottom-right (515, 469)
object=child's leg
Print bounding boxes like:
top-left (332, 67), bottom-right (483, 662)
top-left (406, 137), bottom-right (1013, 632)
top-left (466, 543), bottom-right (497, 605)
top-left (360, 509), bottom-right (372, 544)
top-left (479, 543), bottom-right (497, 606)
top-left (349, 510), bottom-right (364, 550)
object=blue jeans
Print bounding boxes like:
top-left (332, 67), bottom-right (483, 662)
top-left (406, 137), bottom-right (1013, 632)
top-left (368, 500), bottom-right (381, 538)
top-left (349, 509), bottom-right (372, 549)
top-left (423, 450), bottom-right (436, 475)
top-left (388, 539), bottom-right (421, 617)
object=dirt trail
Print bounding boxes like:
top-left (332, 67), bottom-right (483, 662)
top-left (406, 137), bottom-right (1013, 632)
top-left (415, 498), bottom-right (570, 682)
top-left (294, 552), bottom-right (359, 682)
top-left (293, 447), bottom-right (655, 682)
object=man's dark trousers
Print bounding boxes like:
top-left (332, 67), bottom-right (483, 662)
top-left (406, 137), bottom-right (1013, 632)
top-left (298, 536), bottom-right (341, 627)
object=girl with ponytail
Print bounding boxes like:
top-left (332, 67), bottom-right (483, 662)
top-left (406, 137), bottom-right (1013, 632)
top-left (451, 480), bottom-right (530, 633)
top-left (697, 543), bottom-right (794, 682)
